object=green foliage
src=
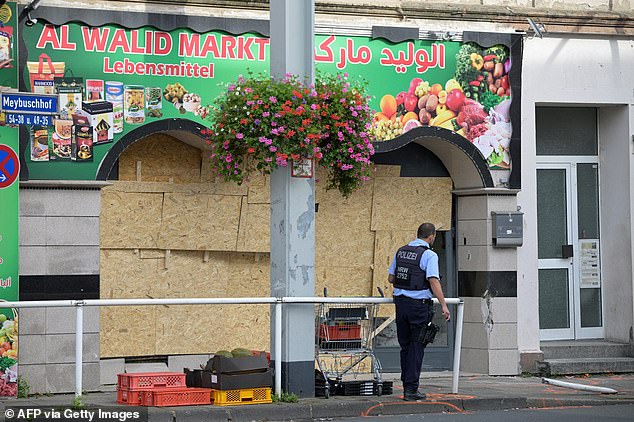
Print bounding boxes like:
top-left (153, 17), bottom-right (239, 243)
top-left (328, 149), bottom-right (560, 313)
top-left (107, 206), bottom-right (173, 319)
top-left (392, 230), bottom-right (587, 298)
top-left (17, 376), bottom-right (29, 398)
top-left (272, 391), bottom-right (299, 403)
top-left (71, 395), bottom-right (85, 409)
top-left (204, 70), bottom-right (375, 198)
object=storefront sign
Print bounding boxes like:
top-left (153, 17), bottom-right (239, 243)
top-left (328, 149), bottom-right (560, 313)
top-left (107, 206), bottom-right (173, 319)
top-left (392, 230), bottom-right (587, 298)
top-left (19, 15), bottom-right (515, 181)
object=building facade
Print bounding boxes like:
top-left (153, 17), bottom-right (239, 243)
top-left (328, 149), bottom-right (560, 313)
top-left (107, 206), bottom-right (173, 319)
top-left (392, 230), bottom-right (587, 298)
top-left (8, 0), bottom-right (633, 394)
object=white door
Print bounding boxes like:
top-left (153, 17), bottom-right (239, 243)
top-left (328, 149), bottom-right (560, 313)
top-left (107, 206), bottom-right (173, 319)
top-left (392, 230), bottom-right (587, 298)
top-left (537, 160), bottom-right (603, 340)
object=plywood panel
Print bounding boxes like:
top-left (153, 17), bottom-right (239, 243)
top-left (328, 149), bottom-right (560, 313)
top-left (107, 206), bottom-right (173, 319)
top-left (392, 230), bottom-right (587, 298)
top-left (118, 134), bottom-right (202, 183)
top-left (158, 193), bottom-right (242, 250)
top-left (247, 174), bottom-right (270, 204)
top-left (100, 191), bottom-right (163, 249)
top-left (101, 306), bottom-right (157, 357)
top-left (237, 198), bottom-right (270, 253)
top-left (100, 249), bottom-right (160, 298)
top-left (373, 165), bottom-right (401, 178)
top-left (105, 181), bottom-right (247, 196)
top-left (315, 180), bottom-right (375, 268)
top-left (153, 250), bottom-right (231, 298)
top-left (371, 177), bottom-right (452, 231)
top-left (155, 304), bottom-right (269, 355)
top-left (151, 251), bottom-right (270, 355)
top-left (228, 253), bottom-right (270, 296)
top-left (140, 249), bottom-right (165, 259)
top-left (372, 230), bottom-right (416, 317)
top-left (315, 266), bottom-right (373, 298)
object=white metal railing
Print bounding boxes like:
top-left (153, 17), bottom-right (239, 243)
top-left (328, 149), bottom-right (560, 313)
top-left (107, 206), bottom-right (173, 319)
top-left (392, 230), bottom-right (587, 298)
top-left (4, 296), bottom-right (464, 397)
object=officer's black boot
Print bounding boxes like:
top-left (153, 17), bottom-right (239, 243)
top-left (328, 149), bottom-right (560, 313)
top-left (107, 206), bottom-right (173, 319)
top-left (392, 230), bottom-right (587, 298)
top-left (403, 389), bottom-right (426, 401)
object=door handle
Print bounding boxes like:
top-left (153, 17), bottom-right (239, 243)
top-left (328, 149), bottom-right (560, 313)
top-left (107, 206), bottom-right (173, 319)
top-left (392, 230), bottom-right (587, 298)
top-left (562, 245), bottom-right (574, 258)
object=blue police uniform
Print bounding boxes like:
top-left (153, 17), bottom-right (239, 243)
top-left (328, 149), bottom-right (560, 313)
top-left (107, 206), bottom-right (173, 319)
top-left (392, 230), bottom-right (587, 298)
top-left (388, 238), bottom-right (439, 395)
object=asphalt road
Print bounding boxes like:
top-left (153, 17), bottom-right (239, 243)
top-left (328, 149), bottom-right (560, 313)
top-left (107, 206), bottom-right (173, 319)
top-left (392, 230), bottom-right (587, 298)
top-left (333, 404), bottom-right (634, 421)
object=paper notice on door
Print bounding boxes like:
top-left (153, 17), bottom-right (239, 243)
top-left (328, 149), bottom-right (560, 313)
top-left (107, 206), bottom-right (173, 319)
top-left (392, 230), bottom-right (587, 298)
top-left (580, 239), bottom-right (600, 288)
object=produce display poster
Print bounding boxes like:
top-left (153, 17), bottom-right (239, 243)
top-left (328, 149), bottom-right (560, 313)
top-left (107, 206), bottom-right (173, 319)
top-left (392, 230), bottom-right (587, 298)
top-left (0, 1), bottom-right (20, 398)
top-left (19, 20), bottom-right (514, 181)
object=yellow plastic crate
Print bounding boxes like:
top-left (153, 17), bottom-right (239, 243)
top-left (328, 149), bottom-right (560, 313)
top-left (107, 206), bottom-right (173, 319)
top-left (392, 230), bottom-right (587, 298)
top-left (211, 387), bottom-right (272, 406)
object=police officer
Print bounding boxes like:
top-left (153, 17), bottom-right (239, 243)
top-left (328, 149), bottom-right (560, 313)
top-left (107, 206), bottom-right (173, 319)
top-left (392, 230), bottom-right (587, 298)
top-left (388, 222), bottom-right (450, 401)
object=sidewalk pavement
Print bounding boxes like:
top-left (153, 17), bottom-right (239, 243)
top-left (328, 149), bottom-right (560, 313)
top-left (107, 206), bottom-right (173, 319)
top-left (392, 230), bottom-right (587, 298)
top-left (2, 372), bottom-right (634, 421)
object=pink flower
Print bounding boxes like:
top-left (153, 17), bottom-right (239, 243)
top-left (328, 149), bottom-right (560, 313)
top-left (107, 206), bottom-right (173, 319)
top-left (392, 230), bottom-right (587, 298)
top-left (269, 146), bottom-right (277, 152)
top-left (236, 133), bottom-right (244, 139)
top-left (225, 154), bottom-right (233, 163)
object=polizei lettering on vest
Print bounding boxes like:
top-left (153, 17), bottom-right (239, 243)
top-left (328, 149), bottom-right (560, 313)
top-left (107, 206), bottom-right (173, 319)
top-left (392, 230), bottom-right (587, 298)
top-left (397, 250), bottom-right (418, 260)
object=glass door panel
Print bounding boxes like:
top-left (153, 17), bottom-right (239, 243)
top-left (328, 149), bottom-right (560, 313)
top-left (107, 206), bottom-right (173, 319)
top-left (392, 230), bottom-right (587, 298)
top-left (538, 269), bottom-right (570, 329)
top-left (537, 169), bottom-right (568, 259)
top-left (576, 164), bottom-right (603, 336)
top-left (537, 165), bottom-right (574, 340)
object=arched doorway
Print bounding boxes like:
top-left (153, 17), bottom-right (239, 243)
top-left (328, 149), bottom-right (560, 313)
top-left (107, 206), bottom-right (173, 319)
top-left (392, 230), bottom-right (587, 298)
top-left (371, 126), bottom-right (493, 371)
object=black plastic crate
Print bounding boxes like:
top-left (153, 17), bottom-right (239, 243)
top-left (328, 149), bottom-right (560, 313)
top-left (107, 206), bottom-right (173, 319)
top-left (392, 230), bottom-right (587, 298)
top-left (336, 380), bottom-right (375, 396)
top-left (326, 307), bottom-right (368, 321)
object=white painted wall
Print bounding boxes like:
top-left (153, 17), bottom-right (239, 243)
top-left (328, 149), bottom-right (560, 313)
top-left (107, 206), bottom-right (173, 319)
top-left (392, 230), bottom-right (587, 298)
top-left (599, 106), bottom-right (633, 342)
top-left (519, 36), bottom-right (634, 352)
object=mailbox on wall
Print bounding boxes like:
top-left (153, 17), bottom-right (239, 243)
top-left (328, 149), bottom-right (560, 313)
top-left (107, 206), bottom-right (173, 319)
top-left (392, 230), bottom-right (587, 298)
top-left (491, 212), bottom-right (523, 247)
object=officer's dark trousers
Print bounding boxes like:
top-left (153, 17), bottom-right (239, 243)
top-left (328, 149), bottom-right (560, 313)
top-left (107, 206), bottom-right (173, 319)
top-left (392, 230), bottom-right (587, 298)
top-left (394, 295), bottom-right (432, 393)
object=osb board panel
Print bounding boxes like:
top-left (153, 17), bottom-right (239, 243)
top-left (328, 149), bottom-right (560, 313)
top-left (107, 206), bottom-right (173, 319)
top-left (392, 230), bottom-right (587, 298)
top-left (155, 304), bottom-right (269, 355)
top-left (101, 306), bottom-right (157, 357)
top-left (100, 249), bottom-right (160, 298)
top-left (140, 249), bottom-right (165, 259)
top-left (119, 133), bottom-right (201, 183)
top-left (152, 253), bottom-right (270, 354)
top-left (372, 231), bottom-right (416, 318)
top-left (158, 193), bottom-right (242, 250)
top-left (373, 165), bottom-right (401, 178)
top-left (228, 253), bottom-right (270, 296)
top-left (315, 266), bottom-right (373, 298)
top-left (105, 180), bottom-right (248, 196)
top-left (153, 251), bottom-right (231, 298)
top-left (247, 174), bottom-right (270, 204)
top-left (315, 181), bottom-right (375, 268)
top-left (371, 177), bottom-right (452, 231)
top-left (237, 198), bottom-right (270, 253)
top-left (100, 191), bottom-right (163, 249)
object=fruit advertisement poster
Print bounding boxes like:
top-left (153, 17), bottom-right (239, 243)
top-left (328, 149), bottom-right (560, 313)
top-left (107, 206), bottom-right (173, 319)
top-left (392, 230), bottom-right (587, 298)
top-left (19, 19), bottom-right (514, 181)
top-left (0, 1), bottom-right (20, 398)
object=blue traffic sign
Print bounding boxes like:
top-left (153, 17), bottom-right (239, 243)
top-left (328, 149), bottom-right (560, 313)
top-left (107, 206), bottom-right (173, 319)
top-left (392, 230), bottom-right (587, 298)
top-left (1, 92), bottom-right (58, 114)
top-left (0, 145), bottom-right (19, 189)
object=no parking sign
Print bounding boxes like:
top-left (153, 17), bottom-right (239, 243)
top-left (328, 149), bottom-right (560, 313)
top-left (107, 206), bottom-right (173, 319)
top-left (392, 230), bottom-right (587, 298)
top-left (0, 144), bottom-right (19, 189)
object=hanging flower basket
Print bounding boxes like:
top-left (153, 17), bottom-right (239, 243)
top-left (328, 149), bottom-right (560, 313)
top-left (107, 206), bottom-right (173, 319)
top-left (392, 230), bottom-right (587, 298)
top-left (203, 71), bottom-right (375, 197)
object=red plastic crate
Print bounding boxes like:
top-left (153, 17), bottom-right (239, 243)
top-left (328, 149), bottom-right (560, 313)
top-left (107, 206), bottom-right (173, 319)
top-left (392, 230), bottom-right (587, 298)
top-left (117, 372), bottom-right (187, 390)
top-left (117, 388), bottom-right (144, 405)
top-left (139, 387), bottom-right (212, 407)
top-left (319, 323), bottom-right (361, 340)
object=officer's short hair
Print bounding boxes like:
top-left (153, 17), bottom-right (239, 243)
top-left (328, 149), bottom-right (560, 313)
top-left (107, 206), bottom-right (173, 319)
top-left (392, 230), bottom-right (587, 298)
top-left (417, 223), bottom-right (436, 239)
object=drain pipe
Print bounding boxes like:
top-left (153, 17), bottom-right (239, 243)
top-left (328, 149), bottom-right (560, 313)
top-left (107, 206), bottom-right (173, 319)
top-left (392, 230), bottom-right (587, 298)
top-left (542, 377), bottom-right (618, 394)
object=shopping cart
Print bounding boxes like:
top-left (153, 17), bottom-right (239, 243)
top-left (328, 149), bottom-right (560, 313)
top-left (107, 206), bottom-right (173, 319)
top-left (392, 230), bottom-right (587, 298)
top-left (314, 288), bottom-right (392, 398)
